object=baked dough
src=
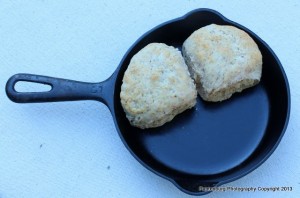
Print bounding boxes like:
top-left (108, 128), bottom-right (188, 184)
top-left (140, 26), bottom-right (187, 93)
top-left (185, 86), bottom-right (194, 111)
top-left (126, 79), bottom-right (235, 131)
top-left (182, 24), bottom-right (262, 102)
top-left (120, 43), bottom-right (197, 129)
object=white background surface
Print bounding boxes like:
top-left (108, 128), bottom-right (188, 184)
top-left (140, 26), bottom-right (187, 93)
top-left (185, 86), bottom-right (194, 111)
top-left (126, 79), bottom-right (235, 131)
top-left (0, 0), bottom-right (299, 197)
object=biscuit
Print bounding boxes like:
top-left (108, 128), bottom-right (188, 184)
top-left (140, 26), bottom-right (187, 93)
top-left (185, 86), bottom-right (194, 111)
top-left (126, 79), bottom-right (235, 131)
top-left (120, 43), bottom-right (197, 129)
top-left (182, 24), bottom-right (262, 102)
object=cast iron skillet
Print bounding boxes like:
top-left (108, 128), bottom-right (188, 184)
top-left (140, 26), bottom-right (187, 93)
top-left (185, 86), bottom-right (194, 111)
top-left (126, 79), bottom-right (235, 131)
top-left (6, 8), bottom-right (290, 196)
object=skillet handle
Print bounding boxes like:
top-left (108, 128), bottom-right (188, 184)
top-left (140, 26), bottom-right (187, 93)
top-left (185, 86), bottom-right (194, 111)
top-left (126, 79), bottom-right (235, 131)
top-left (174, 179), bottom-right (219, 195)
top-left (6, 73), bottom-right (111, 104)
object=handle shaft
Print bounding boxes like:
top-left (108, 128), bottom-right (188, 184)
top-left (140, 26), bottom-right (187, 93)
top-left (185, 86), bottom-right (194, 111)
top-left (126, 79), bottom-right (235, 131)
top-left (6, 74), bottom-right (110, 104)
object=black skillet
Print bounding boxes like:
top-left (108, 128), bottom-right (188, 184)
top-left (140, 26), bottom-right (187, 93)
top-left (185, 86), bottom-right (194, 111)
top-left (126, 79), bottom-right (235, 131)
top-left (6, 9), bottom-right (290, 196)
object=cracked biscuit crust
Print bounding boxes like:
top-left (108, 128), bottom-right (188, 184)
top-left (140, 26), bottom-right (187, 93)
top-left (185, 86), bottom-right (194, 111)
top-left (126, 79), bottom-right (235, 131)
top-left (120, 43), bottom-right (197, 129)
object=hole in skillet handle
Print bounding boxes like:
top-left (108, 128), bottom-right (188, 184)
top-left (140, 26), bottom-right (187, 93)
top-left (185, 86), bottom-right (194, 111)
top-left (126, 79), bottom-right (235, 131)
top-left (15, 81), bottom-right (52, 93)
top-left (174, 179), bottom-right (220, 196)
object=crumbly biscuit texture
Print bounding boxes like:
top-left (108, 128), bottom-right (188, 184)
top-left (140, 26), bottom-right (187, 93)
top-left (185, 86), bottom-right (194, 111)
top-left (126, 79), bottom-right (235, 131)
top-left (120, 43), bottom-right (197, 129)
top-left (182, 24), bottom-right (262, 102)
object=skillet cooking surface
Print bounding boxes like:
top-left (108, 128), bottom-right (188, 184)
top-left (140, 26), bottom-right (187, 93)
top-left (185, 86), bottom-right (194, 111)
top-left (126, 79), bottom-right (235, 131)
top-left (116, 46), bottom-right (269, 175)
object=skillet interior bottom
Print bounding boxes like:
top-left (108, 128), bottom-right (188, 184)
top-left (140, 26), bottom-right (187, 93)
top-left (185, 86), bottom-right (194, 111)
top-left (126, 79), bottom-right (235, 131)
top-left (114, 42), bottom-right (271, 176)
top-left (114, 37), bottom-right (272, 177)
top-left (119, 85), bottom-right (268, 175)
top-left (142, 86), bottom-right (268, 175)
